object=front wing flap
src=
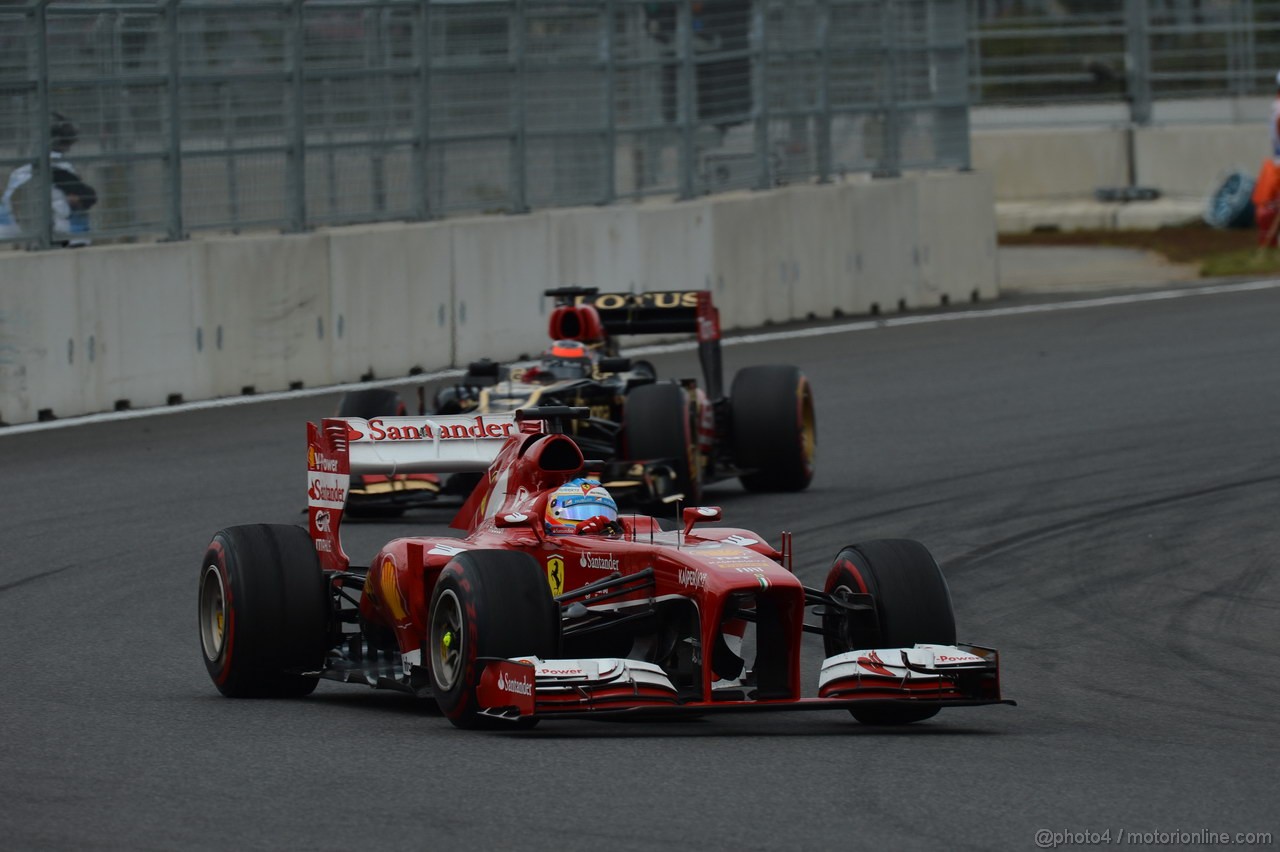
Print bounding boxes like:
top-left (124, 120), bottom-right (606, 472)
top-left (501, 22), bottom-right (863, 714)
top-left (475, 645), bottom-right (1011, 723)
top-left (818, 643), bottom-right (1004, 702)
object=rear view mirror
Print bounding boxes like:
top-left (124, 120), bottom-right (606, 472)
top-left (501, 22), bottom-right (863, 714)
top-left (598, 357), bottom-right (632, 374)
top-left (467, 359), bottom-right (500, 378)
top-left (683, 505), bottom-right (722, 535)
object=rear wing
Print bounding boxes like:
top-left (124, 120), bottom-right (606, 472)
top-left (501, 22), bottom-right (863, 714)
top-left (306, 412), bottom-right (528, 571)
top-left (548, 288), bottom-right (724, 400)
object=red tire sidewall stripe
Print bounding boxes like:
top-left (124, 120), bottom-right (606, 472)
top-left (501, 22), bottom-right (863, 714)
top-left (209, 539), bottom-right (237, 686)
top-left (797, 376), bottom-right (814, 476)
top-left (827, 556), bottom-right (869, 595)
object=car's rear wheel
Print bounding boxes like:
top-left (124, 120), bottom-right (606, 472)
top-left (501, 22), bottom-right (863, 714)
top-left (823, 539), bottom-right (955, 725)
top-left (198, 524), bottom-right (330, 698)
top-left (624, 381), bottom-right (700, 506)
top-left (730, 365), bottom-right (815, 492)
top-left (337, 388), bottom-right (406, 419)
top-left (428, 550), bottom-right (560, 729)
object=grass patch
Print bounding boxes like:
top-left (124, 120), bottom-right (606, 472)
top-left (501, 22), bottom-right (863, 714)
top-left (999, 222), bottom-right (1280, 276)
top-left (1201, 248), bottom-right (1280, 277)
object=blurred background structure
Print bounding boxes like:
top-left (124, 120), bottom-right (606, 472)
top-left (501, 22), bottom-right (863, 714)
top-left (2, 0), bottom-right (1279, 248)
top-left (970, 0), bottom-right (1280, 123)
top-left (0, 0), bottom-right (971, 247)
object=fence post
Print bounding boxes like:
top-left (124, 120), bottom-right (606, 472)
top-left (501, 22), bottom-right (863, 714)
top-left (876, 0), bottom-right (900, 178)
top-left (751, 0), bottom-right (770, 190)
top-left (164, 0), bottom-right (184, 240)
top-left (601, 0), bottom-right (616, 205)
top-left (676, 0), bottom-right (695, 200)
top-left (1230, 0), bottom-right (1256, 99)
top-left (33, 0), bottom-right (53, 250)
top-left (815, 0), bottom-right (832, 184)
top-left (1124, 0), bottom-right (1152, 126)
top-left (413, 0), bottom-right (432, 219)
top-left (511, 0), bottom-right (529, 214)
top-left (286, 0), bottom-right (307, 231)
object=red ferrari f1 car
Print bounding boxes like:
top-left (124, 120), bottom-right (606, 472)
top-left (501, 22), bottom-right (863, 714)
top-left (198, 408), bottom-right (1012, 728)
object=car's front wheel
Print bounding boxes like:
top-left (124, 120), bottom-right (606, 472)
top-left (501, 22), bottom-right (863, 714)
top-left (428, 550), bottom-right (560, 728)
top-left (823, 539), bottom-right (955, 725)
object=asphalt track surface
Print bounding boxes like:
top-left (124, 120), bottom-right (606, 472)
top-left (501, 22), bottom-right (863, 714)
top-left (2, 282), bottom-right (1278, 852)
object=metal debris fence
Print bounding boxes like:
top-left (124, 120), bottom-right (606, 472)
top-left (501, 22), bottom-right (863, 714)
top-left (0, 0), bottom-right (970, 248)
top-left (969, 0), bottom-right (1280, 121)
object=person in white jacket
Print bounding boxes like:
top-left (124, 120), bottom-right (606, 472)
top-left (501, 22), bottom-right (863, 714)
top-left (0, 113), bottom-right (97, 247)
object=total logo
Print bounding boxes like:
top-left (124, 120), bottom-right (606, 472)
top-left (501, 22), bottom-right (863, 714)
top-left (678, 568), bottom-right (707, 589)
top-left (580, 553), bottom-right (619, 572)
top-left (497, 671), bottom-right (533, 696)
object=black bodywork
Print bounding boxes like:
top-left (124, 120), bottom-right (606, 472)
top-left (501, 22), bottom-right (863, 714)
top-left (339, 287), bottom-right (815, 512)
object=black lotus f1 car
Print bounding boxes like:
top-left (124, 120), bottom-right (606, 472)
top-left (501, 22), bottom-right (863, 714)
top-left (338, 288), bottom-right (816, 514)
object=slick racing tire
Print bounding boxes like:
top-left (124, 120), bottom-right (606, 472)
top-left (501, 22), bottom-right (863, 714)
top-left (337, 388), bottom-right (407, 419)
top-left (823, 539), bottom-right (955, 725)
top-left (730, 365), bottom-right (815, 492)
top-left (198, 524), bottom-right (330, 698)
top-left (427, 551), bottom-right (560, 729)
top-left (337, 389), bottom-right (409, 518)
top-left (624, 381), bottom-right (701, 506)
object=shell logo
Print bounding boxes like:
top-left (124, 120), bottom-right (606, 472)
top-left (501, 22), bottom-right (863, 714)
top-left (379, 556), bottom-right (410, 622)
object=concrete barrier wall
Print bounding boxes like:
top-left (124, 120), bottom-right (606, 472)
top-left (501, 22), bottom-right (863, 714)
top-left (706, 192), bottom-right (778, 330)
top-left (84, 243), bottom-right (202, 411)
top-left (205, 233), bottom-right (335, 395)
top-left (916, 172), bottom-right (1000, 304)
top-left (1136, 125), bottom-right (1265, 198)
top-left (0, 252), bottom-right (82, 420)
top-left (0, 172), bottom-right (997, 425)
top-left (848, 178), bottom-right (922, 314)
top-left (971, 127), bottom-right (1130, 201)
top-left (549, 206), bottom-right (640, 294)
top-left (327, 222), bottom-right (453, 380)
top-left (777, 184), bottom-right (849, 323)
top-left (450, 214), bottom-right (554, 364)
top-left (972, 121), bottom-right (1272, 202)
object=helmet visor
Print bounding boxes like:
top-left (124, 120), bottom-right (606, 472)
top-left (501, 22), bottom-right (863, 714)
top-left (557, 498), bottom-right (617, 522)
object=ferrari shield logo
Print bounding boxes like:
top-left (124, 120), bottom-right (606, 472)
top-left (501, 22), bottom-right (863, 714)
top-left (546, 555), bottom-right (565, 596)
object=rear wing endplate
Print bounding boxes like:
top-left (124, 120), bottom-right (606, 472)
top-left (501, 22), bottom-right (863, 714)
top-left (306, 413), bottom-right (527, 571)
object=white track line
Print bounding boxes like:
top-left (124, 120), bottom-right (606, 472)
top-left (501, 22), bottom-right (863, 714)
top-left (5, 277), bottom-right (1279, 436)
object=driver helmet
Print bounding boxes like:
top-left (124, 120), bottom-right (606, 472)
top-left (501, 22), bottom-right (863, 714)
top-left (545, 477), bottom-right (617, 535)
top-left (541, 339), bottom-right (594, 379)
